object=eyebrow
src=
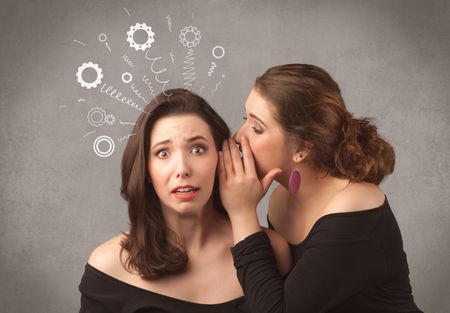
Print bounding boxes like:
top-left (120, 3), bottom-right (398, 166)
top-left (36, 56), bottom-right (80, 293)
top-left (249, 113), bottom-right (268, 128)
top-left (151, 135), bottom-right (209, 149)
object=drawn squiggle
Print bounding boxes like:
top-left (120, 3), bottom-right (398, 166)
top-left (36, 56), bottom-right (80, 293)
top-left (183, 48), bottom-right (196, 90)
top-left (122, 55), bottom-right (134, 67)
top-left (118, 133), bottom-right (136, 143)
top-left (73, 39), bottom-right (86, 46)
top-left (131, 83), bottom-right (148, 103)
top-left (123, 7), bottom-right (131, 16)
top-left (83, 131), bottom-right (96, 138)
top-left (166, 15), bottom-right (173, 32)
top-left (119, 120), bottom-right (136, 125)
top-left (169, 52), bottom-right (175, 64)
top-left (208, 62), bottom-right (217, 77)
top-left (142, 75), bottom-right (157, 102)
top-left (78, 98), bottom-right (86, 103)
top-left (208, 74), bottom-right (225, 100)
top-left (144, 51), bottom-right (172, 96)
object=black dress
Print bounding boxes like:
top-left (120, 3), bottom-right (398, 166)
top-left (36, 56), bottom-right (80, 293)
top-left (78, 263), bottom-right (249, 313)
top-left (230, 196), bottom-right (423, 313)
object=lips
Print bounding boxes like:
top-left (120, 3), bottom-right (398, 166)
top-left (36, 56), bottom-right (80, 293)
top-left (171, 185), bottom-right (200, 200)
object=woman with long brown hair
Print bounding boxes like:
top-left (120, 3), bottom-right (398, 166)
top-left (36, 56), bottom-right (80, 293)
top-left (78, 89), bottom-right (291, 313)
top-left (219, 64), bottom-right (423, 312)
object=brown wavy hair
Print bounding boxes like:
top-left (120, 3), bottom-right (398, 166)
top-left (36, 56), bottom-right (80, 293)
top-left (119, 88), bottom-right (230, 279)
top-left (255, 64), bottom-right (395, 185)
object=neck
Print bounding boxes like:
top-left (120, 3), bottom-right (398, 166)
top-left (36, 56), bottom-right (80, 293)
top-left (162, 199), bottom-right (224, 255)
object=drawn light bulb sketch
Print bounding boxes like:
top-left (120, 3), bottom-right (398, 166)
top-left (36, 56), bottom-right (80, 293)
top-left (126, 22), bottom-right (155, 51)
top-left (93, 135), bottom-right (115, 158)
top-left (76, 62), bottom-right (103, 89)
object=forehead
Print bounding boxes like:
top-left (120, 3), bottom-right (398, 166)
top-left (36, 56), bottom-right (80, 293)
top-left (245, 89), bottom-right (277, 122)
top-left (150, 114), bottom-right (213, 143)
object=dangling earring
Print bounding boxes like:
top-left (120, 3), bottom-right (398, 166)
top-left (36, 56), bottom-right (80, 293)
top-left (288, 169), bottom-right (301, 196)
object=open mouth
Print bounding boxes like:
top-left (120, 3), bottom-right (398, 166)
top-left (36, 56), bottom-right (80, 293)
top-left (173, 187), bottom-right (199, 194)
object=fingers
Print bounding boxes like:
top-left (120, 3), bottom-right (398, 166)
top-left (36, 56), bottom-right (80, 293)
top-left (240, 137), bottom-right (257, 176)
top-left (222, 139), bottom-right (234, 176)
top-left (218, 151), bottom-right (226, 183)
top-left (261, 168), bottom-right (283, 194)
top-left (228, 138), bottom-right (244, 176)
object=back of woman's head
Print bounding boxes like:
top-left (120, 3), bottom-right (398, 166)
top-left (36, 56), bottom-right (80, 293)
top-left (255, 64), bottom-right (394, 185)
top-left (120, 88), bottom-right (230, 279)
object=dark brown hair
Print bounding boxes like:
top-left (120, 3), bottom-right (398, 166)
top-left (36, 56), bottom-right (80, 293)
top-left (119, 88), bottom-right (230, 279)
top-left (255, 64), bottom-right (395, 185)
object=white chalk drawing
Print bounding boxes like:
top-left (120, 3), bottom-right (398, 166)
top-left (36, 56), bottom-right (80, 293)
top-left (169, 52), bottom-right (175, 64)
top-left (98, 33), bottom-right (112, 53)
top-left (131, 83), bottom-right (148, 103)
top-left (73, 39), bottom-right (86, 46)
top-left (83, 131), bottom-right (96, 138)
top-left (179, 26), bottom-right (201, 48)
top-left (127, 23), bottom-right (155, 51)
top-left (59, 105), bottom-right (67, 109)
top-left (208, 62), bottom-right (217, 77)
top-left (118, 133), bottom-right (136, 143)
top-left (199, 86), bottom-right (205, 95)
top-left (212, 45), bottom-right (225, 59)
top-left (208, 74), bottom-right (225, 100)
top-left (119, 120), bottom-right (136, 126)
top-left (166, 15), bottom-right (173, 32)
top-left (142, 75), bottom-right (157, 101)
top-left (99, 83), bottom-right (148, 113)
top-left (183, 48), bottom-right (196, 90)
top-left (78, 98), bottom-right (86, 103)
top-left (144, 52), bottom-right (172, 96)
top-left (122, 54), bottom-right (134, 67)
top-left (105, 114), bottom-right (116, 125)
top-left (76, 62), bottom-right (103, 89)
top-left (87, 107), bottom-right (107, 127)
top-left (123, 7), bottom-right (131, 16)
top-left (121, 72), bottom-right (133, 84)
top-left (93, 135), bottom-right (115, 158)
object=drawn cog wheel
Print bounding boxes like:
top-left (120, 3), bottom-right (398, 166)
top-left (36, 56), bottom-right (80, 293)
top-left (127, 23), bottom-right (155, 51)
top-left (87, 107), bottom-right (107, 127)
top-left (179, 26), bottom-right (201, 48)
top-left (105, 114), bottom-right (116, 125)
top-left (76, 62), bottom-right (103, 89)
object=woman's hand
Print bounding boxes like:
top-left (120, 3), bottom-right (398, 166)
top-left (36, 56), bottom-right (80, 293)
top-left (218, 137), bottom-right (282, 243)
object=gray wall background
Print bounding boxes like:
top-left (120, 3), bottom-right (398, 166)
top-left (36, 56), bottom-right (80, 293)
top-left (1, 0), bottom-right (449, 312)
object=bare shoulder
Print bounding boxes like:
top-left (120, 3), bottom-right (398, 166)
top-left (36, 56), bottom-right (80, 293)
top-left (87, 232), bottom-right (128, 276)
top-left (268, 184), bottom-right (289, 222)
top-left (262, 227), bottom-right (292, 275)
top-left (326, 182), bottom-right (386, 214)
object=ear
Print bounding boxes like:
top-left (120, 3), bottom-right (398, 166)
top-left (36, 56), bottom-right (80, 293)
top-left (291, 141), bottom-right (312, 163)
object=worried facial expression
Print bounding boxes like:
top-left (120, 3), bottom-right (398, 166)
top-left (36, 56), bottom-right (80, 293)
top-left (148, 114), bottom-right (218, 216)
top-left (234, 88), bottom-right (291, 178)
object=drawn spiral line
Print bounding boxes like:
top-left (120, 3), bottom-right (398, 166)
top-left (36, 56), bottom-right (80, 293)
top-left (208, 62), bottom-right (217, 77)
top-left (183, 48), bottom-right (196, 90)
top-left (122, 55), bottom-right (134, 67)
top-left (144, 51), bottom-right (172, 96)
top-left (118, 133), bottom-right (136, 143)
top-left (166, 15), bottom-right (173, 32)
top-left (142, 75), bottom-right (157, 101)
top-left (131, 83), bottom-right (148, 104)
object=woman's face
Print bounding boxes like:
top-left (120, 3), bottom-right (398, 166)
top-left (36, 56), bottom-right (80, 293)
top-left (234, 88), bottom-right (291, 178)
top-left (148, 114), bottom-right (218, 216)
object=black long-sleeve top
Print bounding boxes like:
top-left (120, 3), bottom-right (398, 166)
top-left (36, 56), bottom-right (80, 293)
top-left (79, 263), bottom-right (249, 313)
top-left (230, 196), bottom-right (423, 313)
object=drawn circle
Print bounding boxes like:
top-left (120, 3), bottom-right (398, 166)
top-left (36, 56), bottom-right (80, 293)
top-left (76, 62), bottom-right (103, 89)
top-left (105, 114), bottom-right (116, 125)
top-left (121, 72), bottom-right (133, 84)
top-left (98, 33), bottom-right (107, 42)
top-left (212, 46), bottom-right (225, 59)
top-left (93, 136), bottom-right (115, 158)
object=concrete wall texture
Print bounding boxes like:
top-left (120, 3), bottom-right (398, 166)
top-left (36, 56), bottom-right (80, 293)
top-left (0, 0), bottom-right (448, 312)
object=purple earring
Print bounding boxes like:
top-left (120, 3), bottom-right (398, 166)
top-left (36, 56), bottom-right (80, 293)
top-left (288, 169), bottom-right (301, 196)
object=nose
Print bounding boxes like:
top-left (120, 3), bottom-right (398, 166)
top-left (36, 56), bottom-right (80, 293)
top-left (233, 124), bottom-right (245, 143)
top-left (175, 154), bottom-right (191, 179)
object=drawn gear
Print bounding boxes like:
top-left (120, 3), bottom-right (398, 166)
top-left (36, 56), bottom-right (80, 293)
top-left (179, 26), bottom-right (201, 48)
top-left (87, 107), bottom-right (107, 127)
top-left (76, 62), bottom-right (103, 89)
top-left (127, 23), bottom-right (155, 51)
top-left (105, 114), bottom-right (116, 125)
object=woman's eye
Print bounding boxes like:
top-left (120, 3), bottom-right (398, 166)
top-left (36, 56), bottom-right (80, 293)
top-left (252, 127), bottom-right (263, 134)
top-left (191, 146), bottom-right (206, 154)
top-left (157, 150), bottom-right (169, 158)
